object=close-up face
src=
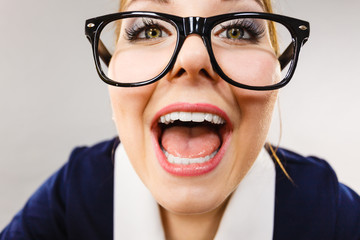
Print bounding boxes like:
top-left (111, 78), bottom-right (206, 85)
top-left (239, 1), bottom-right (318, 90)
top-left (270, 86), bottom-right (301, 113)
top-left (109, 0), bottom-right (280, 215)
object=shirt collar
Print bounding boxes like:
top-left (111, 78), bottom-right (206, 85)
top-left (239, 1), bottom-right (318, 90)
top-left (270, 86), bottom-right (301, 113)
top-left (114, 144), bottom-right (275, 240)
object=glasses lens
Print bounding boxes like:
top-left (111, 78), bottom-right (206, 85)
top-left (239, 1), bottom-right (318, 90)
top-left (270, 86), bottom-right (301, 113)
top-left (211, 18), bottom-right (293, 87)
top-left (98, 16), bottom-right (177, 84)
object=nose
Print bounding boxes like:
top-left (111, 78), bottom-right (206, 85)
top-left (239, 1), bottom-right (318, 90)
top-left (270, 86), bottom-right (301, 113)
top-left (168, 34), bottom-right (219, 83)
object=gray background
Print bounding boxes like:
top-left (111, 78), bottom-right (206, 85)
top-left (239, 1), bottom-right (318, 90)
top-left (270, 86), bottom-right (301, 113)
top-left (1, 0), bottom-right (359, 229)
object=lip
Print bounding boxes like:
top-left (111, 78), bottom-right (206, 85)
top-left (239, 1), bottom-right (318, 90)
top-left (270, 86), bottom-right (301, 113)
top-left (151, 102), bottom-right (233, 176)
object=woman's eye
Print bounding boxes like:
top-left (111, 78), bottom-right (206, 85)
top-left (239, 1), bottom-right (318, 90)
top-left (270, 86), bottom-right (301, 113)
top-left (126, 24), bottom-right (170, 41)
top-left (219, 27), bottom-right (251, 40)
top-left (144, 27), bottom-right (162, 39)
top-left (227, 28), bottom-right (244, 39)
top-left (214, 19), bottom-right (265, 43)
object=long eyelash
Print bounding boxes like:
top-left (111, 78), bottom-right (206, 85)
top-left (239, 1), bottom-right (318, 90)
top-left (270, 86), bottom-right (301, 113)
top-left (125, 18), bottom-right (159, 41)
top-left (125, 25), bottom-right (140, 41)
top-left (221, 19), bottom-right (266, 41)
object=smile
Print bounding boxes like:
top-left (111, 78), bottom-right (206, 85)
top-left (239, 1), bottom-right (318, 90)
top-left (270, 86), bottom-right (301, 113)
top-left (151, 103), bottom-right (233, 176)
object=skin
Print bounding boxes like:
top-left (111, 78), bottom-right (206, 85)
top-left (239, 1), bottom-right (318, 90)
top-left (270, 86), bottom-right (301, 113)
top-left (109, 0), bottom-right (280, 239)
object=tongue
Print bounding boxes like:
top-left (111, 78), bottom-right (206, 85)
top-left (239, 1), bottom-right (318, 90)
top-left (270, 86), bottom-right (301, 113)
top-left (161, 126), bottom-right (221, 158)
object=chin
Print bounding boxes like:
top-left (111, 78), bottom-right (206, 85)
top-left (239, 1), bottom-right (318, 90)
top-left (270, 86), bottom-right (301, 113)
top-left (146, 140), bottom-right (249, 215)
top-left (155, 183), bottom-right (230, 215)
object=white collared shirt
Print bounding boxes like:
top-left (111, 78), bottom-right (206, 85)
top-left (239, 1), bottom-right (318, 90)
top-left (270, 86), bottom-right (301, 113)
top-left (114, 144), bottom-right (275, 240)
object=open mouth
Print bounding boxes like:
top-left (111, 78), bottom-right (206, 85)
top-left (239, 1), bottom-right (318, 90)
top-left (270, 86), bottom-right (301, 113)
top-left (151, 103), bottom-right (232, 176)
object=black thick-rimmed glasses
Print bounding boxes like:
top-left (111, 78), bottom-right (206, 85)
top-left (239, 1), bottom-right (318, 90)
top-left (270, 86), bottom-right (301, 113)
top-left (85, 11), bottom-right (309, 90)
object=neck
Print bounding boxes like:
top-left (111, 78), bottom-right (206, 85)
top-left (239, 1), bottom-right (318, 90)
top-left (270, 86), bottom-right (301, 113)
top-left (160, 199), bottom-right (229, 240)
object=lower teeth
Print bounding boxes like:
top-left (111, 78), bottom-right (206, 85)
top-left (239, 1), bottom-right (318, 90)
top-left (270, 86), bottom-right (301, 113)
top-left (162, 148), bottom-right (218, 165)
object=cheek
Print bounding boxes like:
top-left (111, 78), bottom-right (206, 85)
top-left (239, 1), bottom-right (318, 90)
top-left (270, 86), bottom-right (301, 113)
top-left (107, 59), bottom-right (158, 124)
top-left (217, 48), bottom-right (280, 86)
top-left (228, 49), bottom-right (279, 130)
top-left (226, 88), bottom-right (278, 188)
top-left (109, 87), bottom-right (147, 124)
top-left (110, 47), bottom-right (172, 84)
top-left (108, 85), bottom-right (160, 185)
top-left (110, 34), bottom-right (176, 84)
top-left (108, 85), bottom-right (156, 154)
top-left (233, 85), bottom-right (278, 134)
top-left (231, 90), bottom-right (278, 183)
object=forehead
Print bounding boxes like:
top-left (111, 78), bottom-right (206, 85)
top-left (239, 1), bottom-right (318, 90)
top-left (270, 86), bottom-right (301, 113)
top-left (122, 0), bottom-right (265, 13)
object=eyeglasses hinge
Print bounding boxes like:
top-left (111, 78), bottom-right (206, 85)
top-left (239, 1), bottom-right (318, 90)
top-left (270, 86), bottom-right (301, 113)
top-left (87, 23), bottom-right (95, 28)
top-left (299, 25), bottom-right (307, 31)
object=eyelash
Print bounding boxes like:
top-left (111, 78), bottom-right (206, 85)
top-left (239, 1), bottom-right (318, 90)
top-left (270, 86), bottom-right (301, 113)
top-left (125, 18), bottom-right (164, 41)
top-left (219, 19), bottom-right (265, 42)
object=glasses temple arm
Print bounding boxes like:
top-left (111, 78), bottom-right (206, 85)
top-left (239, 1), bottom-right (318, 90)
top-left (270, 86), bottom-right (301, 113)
top-left (86, 37), bottom-right (112, 67)
top-left (98, 40), bottom-right (112, 67)
top-left (278, 43), bottom-right (294, 70)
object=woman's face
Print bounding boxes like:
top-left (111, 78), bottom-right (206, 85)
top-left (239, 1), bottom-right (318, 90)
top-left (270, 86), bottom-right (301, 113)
top-left (109, 0), bottom-right (279, 214)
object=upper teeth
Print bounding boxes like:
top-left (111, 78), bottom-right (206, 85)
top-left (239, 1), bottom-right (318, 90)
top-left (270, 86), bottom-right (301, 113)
top-left (159, 112), bottom-right (225, 125)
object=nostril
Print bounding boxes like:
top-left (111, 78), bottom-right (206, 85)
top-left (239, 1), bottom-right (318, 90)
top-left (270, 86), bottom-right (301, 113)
top-left (175, 69), bottom-right (186, 78)
top-left (174, 68), bottom-right (211, 79)
top-left (200, 69), bottom-right (211, 79)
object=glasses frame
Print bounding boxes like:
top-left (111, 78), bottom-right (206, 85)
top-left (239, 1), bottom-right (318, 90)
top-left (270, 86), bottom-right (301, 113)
top-left (85, 11), bottom-right (310, 90)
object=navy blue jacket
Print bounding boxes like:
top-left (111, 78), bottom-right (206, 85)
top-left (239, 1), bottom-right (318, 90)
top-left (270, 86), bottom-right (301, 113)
top-left (1, 138), bottom-right (360, 239)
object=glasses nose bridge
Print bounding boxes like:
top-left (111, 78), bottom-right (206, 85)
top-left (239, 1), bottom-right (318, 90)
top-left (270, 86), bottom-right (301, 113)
top-left (183, 16), bottom-right (206, 38)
